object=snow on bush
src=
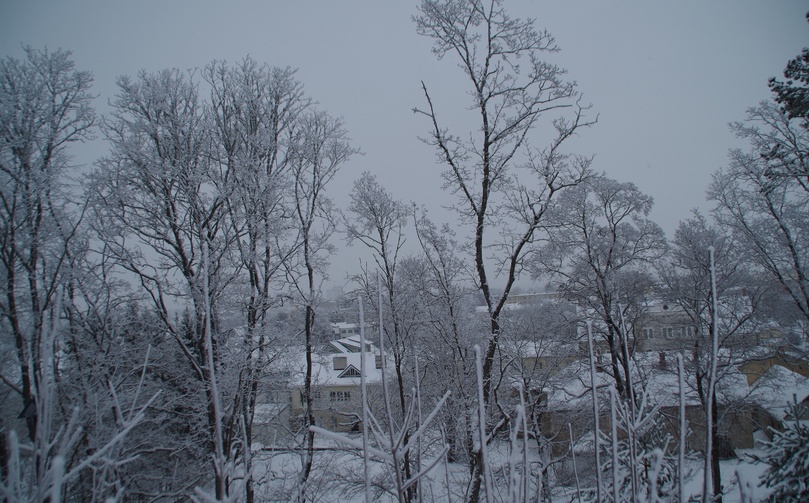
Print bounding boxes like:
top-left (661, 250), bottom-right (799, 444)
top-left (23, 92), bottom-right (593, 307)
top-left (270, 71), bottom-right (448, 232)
top-left (758, 403), bottom-right (809, 503)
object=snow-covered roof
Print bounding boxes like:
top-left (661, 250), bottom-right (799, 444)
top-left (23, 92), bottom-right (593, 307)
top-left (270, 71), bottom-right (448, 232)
top-left (309, 352), bottom-right (382, 386)
top-left (331, 322), bottom-right (358, 331)
top-left (286, 336), bottom-right (384, 387)
top-left (536, 350), bottom-right (809, 413)
top-left (332, 322), bottom-right (356, 328)
top-left (325, 334), bottom-right (370, 353)
top-left (751, 365), bottom-right (809, 420)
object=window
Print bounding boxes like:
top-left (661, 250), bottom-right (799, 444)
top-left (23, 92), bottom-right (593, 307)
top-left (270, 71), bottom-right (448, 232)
top-left (333, 356), bottom-right (347, 370)
top-left (643, 328), bottom-right (654, 339)
top-left (663, 327), bottom-right (674, 339)
top-left (329, 391), bottom-right (351, 402)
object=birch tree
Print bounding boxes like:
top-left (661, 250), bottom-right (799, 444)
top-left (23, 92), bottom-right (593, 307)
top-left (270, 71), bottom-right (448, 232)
top-left (413, 2), bottom-right (594, 497)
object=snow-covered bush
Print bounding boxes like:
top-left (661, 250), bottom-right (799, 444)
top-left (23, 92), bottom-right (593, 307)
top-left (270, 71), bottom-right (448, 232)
top-left (758, 403), bottom-right (809, 502)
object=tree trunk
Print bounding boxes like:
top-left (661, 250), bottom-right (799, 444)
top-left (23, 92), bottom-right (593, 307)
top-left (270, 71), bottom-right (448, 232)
top-left (711, 393), bottom-right (723, 503)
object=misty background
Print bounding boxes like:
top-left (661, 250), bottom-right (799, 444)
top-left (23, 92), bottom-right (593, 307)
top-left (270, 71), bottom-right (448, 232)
top-left (2, 1), bottom-right (806, 288)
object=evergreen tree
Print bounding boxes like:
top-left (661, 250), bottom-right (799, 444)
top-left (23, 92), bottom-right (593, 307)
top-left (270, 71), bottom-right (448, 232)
top-left (768, 12), bottom-right (809, 125)
top-left (758, 403), bottom-right (809, 503)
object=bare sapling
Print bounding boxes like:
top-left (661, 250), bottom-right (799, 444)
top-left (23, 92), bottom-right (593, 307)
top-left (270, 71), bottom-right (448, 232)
top-left (702, 246), bottom-right (720, 503)
top-left (474, 345), bottom-right (492, 503)
top-left (678, 354), bottom-right (686, 503)
top-left (569, 423), bottom-right (582, 503)
top-left (587, 320), bottom-right (603, 502)
top-left (1, 311), bottom-right (159, 502)
top-left (360, 297), bottom-right (371, 503)
top-left (309, 278), bottom-right (451, 502)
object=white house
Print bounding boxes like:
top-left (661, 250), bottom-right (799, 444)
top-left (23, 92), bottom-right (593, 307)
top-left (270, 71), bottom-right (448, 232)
top-left (254, 334), bottom-right (385, 440)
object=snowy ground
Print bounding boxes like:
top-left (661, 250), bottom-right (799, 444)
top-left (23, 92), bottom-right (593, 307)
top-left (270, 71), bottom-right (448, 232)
top-left (250, 436), bottom-right (778, 502)
top-left (681, 451), bottom-right (772, 503)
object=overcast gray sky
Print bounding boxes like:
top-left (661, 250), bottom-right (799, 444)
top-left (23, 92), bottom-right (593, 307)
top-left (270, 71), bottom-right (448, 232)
top-left (2, 0), bottom-right (807, 287)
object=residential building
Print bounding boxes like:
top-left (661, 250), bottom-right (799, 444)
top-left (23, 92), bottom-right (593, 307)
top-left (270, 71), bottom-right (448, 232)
top-left (254, 335), bottom-right (384, 442)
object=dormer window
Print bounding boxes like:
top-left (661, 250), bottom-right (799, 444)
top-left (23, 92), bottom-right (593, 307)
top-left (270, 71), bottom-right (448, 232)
top-left (338, 365), bottom-right (361, 378)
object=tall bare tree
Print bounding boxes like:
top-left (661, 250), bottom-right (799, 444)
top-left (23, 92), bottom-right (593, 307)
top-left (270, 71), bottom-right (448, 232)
top-left (0, 46), bottom-right (94, 441)
top-left (710, 100), bottom-right (809, 345)
top-left (344, 171), bottom-right (417, 497)
top-left (412, 211), bottom-right (478, 466)
top-left (413, 2), bottom-right (594, 498)
top-left (91, 68), bottom-right (240, 500)
top-left (0, 47), bottom-right (160, 503)
top-left (206, 58), bottom-right (307, 503)
top-left (533, 176), bottom-right (668, 401)
top-left (287, 110), bottom-right (356, 500)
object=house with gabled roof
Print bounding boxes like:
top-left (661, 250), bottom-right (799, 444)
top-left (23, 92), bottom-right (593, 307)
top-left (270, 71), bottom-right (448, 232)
top-left (253, 335), bottom-right (386, 441)
top-left (289, 335), bottom-right (384, 431)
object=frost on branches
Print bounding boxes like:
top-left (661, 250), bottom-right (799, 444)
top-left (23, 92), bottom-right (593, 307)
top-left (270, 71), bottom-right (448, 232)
top-left (758, 403), bottom-right (809, 503)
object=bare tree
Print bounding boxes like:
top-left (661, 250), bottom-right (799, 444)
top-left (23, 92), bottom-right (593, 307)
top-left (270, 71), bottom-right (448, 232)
top-left (344, 171), bottom-right (417, 497)
top-left (0, 46), bottom-right (94, 443)
top-left (533, 176), bottom-right (668, 401)
top-left (412, 211), bottom-right (479, 469)
top-left (0, 47), bottom-right (165, 503)
top-left (1, 301), bottom-right (157, 502)
top-left (709, 100), bottom-right (809, 344)
top-left (497, 297), bottom-right (581, 501)
top-left (91, 68), bottom-right (240, 500)
top-left (286, 109), bottom-right (357, 499)
top-left (344, 172), bottom-right (410, 417)
top-left (206, 58), bottom-right (307, 503)
top-left (413, 2), bottom-right (594, 497)
top-left (657, 212), bottom-right (767, 502)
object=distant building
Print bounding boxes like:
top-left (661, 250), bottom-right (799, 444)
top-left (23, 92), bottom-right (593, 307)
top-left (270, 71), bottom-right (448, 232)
top-left (532, 351), bottom-right (809, 457)
top-left (254, 334), bottom-right (385, 441)
top-left (291, 335), bottom-right (383, 431)
top-left (330, 322), bottom-right (360, 338)
top-left (634, 303), bottom-right (696, 351)
top-left (634, 301), bottom-right (782, 352)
